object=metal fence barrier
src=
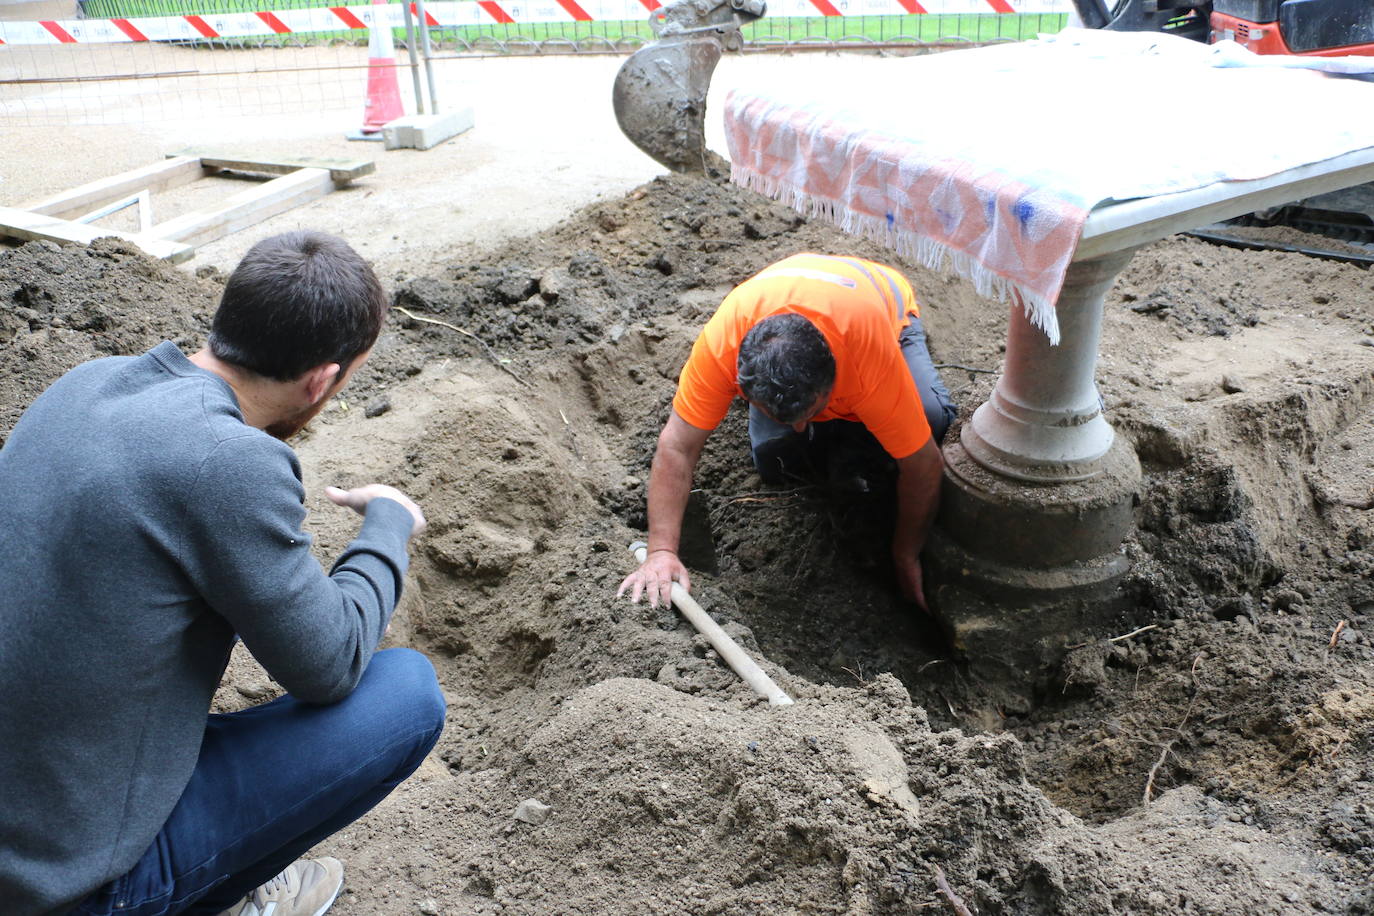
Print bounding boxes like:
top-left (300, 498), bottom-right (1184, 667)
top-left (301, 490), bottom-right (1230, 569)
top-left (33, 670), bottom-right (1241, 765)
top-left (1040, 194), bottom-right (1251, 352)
top-left (0, 0), bottom-right (1072, 126)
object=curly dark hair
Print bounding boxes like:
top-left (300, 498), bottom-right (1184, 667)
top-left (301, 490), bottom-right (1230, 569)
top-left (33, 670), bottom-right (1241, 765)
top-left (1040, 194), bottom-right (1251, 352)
top-left (736, 314), bottom-right (835, 424)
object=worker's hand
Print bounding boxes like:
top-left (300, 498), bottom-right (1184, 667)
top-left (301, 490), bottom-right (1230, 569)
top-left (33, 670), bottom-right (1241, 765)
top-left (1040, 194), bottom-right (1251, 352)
top-left (893, 549), bottom-right (928, 614)
top-left (325, 484), bottom-right (427, 539)
top-left (617, 549), bottom-right (691, 609)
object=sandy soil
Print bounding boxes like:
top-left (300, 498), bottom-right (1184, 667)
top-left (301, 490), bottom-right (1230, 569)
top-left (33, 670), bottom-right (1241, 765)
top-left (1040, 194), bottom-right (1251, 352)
top-left (3, 49), bottom-right (1374, 916)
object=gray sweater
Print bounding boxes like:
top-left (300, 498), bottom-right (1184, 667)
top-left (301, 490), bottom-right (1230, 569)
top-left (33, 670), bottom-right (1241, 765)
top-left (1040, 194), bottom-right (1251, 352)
top-left (0, 342), bottom-right (415, 915)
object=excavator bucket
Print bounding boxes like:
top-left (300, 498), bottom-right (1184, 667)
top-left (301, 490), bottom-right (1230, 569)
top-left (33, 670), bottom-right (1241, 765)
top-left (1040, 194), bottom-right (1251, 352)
top-left (613, 35), bottom-right (723, 174)
top-left (613, 0), bottom-right (765, 174)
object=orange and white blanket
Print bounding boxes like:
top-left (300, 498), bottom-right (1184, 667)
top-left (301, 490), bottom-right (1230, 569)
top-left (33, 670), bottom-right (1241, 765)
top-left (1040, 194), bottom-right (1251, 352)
top-left (724, 29), bottom-right (1374, 343)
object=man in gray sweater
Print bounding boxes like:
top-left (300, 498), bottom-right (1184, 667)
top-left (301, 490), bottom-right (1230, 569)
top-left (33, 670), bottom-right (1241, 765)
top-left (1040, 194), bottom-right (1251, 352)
top-left (0, 231), bottom-right (445, 916)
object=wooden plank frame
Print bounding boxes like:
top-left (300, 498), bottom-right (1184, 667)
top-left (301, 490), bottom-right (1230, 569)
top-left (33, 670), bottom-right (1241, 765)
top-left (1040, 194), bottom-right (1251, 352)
top-left (1, 150), bottom-right (374, 264)
top-left (0, 205), bottom-right (194, 263)
top-left (144, 168), bottom-right (335, 248)
top-left (26, 157), bottom-right (208, 221)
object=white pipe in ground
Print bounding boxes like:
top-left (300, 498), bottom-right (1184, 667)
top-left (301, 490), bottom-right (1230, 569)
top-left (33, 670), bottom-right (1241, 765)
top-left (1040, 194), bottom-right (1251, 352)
top-left (630, 542), bottom-right (794, 707)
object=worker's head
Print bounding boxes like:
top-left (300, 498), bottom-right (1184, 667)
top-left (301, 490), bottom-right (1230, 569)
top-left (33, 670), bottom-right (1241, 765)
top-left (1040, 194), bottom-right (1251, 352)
top-left (208, 230), bottom-right (388, 385)
top-left (737, 314), bottom-right (835, 430)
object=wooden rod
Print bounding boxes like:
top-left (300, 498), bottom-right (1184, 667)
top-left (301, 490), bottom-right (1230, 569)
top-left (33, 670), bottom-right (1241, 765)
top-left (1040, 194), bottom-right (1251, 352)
top-left (631, 542), bottom-right (794, 707)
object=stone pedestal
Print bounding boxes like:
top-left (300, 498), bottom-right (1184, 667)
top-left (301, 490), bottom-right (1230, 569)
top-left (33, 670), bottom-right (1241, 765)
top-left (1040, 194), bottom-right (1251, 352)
top-left (929, 249), bottom-right (1142, 686)
top-left (928, 437), bottom-right (1139, 684)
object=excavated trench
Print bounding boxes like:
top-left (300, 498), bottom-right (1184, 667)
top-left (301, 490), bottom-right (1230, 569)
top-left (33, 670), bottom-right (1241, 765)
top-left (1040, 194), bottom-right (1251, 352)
top-left (3, 166), bottom-right (1373, 913)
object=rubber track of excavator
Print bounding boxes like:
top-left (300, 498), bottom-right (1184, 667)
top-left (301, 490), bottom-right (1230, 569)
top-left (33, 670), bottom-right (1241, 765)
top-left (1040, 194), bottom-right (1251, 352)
top-left (1185, 225), bottom-right (1374, 266)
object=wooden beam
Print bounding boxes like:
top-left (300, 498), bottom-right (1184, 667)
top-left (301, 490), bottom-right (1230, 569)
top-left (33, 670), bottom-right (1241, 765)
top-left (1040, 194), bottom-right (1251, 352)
top-left (0, 206), bottom-right (194, 263)
top-left (23, 157), bottom-right (207, 220)
top-left (167, 148), bottom-right (376, 185)
top-left (139, 167), bottom-right (335, 248)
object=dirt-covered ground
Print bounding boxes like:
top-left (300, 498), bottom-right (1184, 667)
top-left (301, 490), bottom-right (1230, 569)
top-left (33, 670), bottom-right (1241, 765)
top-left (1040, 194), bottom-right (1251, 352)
top-left (3, 164), bottom-right (1373, 915)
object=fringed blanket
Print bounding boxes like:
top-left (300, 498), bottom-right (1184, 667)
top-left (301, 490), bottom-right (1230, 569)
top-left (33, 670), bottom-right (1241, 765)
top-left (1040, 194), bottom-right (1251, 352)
top-left (725, 29), bottom-right (1374, 343)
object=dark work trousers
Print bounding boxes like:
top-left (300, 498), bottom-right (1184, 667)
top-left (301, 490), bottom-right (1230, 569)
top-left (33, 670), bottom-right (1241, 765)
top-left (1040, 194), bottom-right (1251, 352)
top-left (70, 649), bottom-right (446, 916)
top-left (749, 316), bottom-right (956, 485)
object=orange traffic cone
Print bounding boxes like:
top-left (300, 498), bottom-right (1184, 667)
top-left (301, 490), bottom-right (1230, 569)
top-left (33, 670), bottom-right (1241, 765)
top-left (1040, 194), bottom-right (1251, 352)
top-left (359, 0), bottom-right (404, 134)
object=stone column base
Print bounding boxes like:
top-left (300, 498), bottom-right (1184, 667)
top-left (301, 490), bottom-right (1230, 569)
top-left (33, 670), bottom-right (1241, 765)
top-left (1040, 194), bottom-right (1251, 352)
top-left (926, 436), bottom-right (1142, 689)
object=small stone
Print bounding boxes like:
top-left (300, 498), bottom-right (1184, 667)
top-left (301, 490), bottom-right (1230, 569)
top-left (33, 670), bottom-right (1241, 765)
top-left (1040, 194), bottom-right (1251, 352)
top-left (513, 798), bottom-right (551, 825)
top-left (364, 396), bottom-right (392, 419)
top-left (1359, 338), bottom-right (1374, 348)
top-left (418, 899), bottom-right (440, 915)
top-left (1220, 375), bottom-right (1244, 394)
top-left (539, 268), bottom-right (573, 302)
top-left (235, 682), bottom-right (272, 700)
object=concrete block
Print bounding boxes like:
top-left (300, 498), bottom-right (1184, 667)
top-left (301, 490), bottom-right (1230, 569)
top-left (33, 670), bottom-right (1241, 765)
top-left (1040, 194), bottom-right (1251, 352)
top-left (383, 109), bottom-right (475, 151)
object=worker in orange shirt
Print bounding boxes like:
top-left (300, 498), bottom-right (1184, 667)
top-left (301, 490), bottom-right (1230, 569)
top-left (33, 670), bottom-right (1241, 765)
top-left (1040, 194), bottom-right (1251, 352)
top-left (618, 253), bottom-right (956, 611)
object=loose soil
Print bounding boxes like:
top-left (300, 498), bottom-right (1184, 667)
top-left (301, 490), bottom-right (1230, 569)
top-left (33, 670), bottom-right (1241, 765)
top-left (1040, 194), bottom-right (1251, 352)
top-left (3, 162), bottom-right (1373, 915)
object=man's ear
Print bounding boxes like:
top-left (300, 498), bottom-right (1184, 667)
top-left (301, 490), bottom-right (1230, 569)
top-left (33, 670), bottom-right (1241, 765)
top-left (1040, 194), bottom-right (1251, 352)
top-left (302, 362), bottom-right (342, 405)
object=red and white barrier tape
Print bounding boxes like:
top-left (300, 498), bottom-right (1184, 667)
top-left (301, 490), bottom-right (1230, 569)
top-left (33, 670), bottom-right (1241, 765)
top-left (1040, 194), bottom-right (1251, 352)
top-left (0, 0), bottom-right (1072, 45)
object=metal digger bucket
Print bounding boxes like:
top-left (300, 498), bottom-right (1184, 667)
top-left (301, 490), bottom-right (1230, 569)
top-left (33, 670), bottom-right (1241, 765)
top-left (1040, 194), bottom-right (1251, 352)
top-left (612, 0), bottom-right (765, 173)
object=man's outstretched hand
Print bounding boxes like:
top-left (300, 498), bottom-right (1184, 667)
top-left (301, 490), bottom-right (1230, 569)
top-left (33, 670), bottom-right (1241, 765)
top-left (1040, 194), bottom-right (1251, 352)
top-left (894, 550), bottom-right (929, 614)
top-left (617, 549), bottom-right (691, 609)
top-left (325, 484), bottom-right (427, 539)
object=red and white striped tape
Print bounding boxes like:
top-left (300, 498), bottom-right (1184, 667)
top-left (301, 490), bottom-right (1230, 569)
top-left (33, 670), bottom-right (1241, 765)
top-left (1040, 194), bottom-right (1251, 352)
top-left (0, 0), bottom-right (1071, 45)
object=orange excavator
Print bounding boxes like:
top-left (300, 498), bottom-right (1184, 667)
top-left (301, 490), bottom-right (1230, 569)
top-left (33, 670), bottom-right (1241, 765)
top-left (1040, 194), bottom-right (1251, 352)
top-left (1073, 1), bottom-right (1374, 57)
top-left (613, 0), bottom-right (1374, 259)
top-left (1073, 1), bottom-right (1374, 261)
top-left (615, 0), bottom-right (1374, 175)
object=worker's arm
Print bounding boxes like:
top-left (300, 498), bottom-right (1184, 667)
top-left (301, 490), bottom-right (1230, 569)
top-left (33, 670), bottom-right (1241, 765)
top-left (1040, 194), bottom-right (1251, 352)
top-left (618, 409), bottom-right (712, 608)
top-left (185, 437), bottom-right (421, 704)
top-left (891, 437), bottom-right (943, 611)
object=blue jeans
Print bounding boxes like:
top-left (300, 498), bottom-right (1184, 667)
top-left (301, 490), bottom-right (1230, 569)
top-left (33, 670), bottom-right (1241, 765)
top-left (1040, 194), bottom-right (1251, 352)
top-left (750, 316), bottom-right (957, 483)
top-left (71, 648), bottom-right (446, 916)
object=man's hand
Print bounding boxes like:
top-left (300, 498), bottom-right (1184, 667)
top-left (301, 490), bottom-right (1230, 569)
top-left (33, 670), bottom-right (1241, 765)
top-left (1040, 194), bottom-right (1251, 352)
top-left (616, 411), bottom-right (711, 607)
top-left (617, 549), bottom-right (691, 609)
top-left (893, 549), bottom-right (928, 612)
top-left (892, 438), bottom-right (942, 614)
top-left (325, 484), bottom-right (427, 539)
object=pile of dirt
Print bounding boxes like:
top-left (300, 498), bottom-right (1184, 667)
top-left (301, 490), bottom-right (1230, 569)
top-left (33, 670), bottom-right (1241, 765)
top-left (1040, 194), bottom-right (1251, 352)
top-left (0, 237), bottom-right (216, 445)
top-left (2, 163), bottom-right (1372, 914)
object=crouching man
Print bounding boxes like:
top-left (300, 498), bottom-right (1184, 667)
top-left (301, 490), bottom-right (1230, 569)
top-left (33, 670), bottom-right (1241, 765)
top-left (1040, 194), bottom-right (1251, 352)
top-left (0, 231), bottom-right (445, 916)
top-left (619, 253), bottom-right (956, 611)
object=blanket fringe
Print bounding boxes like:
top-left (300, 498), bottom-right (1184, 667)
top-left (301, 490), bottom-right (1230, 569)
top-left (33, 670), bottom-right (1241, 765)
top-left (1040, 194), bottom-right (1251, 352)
top-left (731, 164), bottom-right (1063, 345)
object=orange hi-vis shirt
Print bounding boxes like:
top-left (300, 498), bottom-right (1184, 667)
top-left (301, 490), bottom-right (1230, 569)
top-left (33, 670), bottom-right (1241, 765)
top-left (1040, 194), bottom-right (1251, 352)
top-left (673, 253), bottom-right (931, 460)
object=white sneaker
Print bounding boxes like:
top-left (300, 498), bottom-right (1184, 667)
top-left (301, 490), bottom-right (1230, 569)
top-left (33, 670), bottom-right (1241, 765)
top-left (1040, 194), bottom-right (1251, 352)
top-left (218, 857), bottom-right (344, 916)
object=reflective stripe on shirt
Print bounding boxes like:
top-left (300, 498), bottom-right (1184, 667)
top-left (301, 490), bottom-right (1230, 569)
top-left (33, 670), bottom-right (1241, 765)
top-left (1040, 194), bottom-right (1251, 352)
top-left (754, 266), bottom-right (858, 289)
top-left (819, 255), bottom-right (908, 322)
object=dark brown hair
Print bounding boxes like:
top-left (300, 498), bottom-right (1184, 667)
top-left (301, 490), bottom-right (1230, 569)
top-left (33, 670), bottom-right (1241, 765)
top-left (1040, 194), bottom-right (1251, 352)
top-left (208, 231), bottom-right (387, 381)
